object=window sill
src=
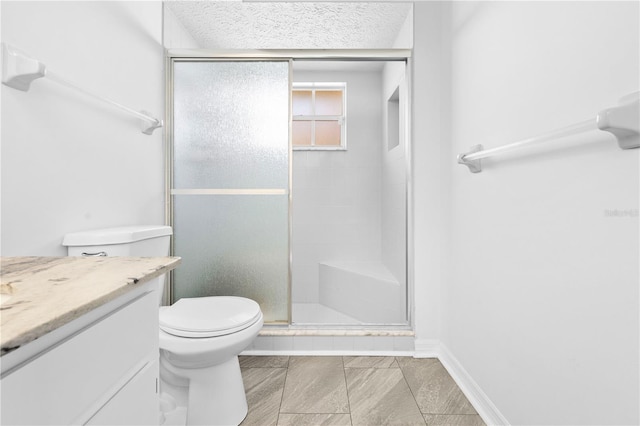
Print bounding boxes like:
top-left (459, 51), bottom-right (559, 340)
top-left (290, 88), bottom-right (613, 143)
top-left (293, 146), bottom-right (347, 151)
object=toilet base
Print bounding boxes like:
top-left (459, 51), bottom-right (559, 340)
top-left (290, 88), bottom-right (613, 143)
top-left (159, 392), bottom-right (187, 426)
top-left (161, 354), bottom-right (248, 426)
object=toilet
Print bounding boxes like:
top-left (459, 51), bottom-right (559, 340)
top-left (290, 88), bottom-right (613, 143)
top-left (62, 225), bottom-right (263, 426)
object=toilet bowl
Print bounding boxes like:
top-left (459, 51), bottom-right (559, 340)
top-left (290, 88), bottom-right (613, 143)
top-left (159, 296), bottom-right (263, 426)
top-left (62, 226), bottom-right (263, 426)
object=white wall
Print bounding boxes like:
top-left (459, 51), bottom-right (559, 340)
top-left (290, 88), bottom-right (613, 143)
top-left (1, 1), bottom-right (164, 256)
top-left (412, 1), bottom-right (452, 347)
top-left (441, 2), bottom-right (639, 425)
top-left (292, 69), bottom-right (383, 303)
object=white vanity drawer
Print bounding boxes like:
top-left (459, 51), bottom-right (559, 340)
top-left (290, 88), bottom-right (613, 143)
top-left (1, 290), bottom-right (158, 425)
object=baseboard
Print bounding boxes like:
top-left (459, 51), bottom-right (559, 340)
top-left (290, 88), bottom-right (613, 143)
top-left (413, 338), bottom-right (441, 358)
top-left (438, 343), bottom-right (510, 426)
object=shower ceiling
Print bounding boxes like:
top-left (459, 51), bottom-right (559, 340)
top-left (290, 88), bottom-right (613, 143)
top-left (165, 2), bottom-right (413, 49)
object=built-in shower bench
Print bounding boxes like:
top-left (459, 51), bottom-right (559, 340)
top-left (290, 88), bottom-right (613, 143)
top-left (319, 261), bottom-right (405, 324)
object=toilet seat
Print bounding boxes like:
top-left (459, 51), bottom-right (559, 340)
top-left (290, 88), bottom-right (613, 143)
top-left (160, 296), bottom-right (262, 338)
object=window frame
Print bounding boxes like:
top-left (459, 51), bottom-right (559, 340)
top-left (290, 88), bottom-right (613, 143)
top-left (292, 82), bottom-right (347, 151)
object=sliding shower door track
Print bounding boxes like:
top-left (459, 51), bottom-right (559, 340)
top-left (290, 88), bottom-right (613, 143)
top-left (260, 324), bottom-right (414, 337)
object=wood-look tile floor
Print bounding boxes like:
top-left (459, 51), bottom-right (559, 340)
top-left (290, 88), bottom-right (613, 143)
top-left (239, 356), bottom-right (486, 426)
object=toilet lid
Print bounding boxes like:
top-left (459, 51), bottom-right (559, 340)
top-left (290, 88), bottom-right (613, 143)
top-left (159, 296), bottom-right (262, 338)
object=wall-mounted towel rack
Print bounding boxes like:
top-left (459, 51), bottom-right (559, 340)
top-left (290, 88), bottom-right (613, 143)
top-left (1, 43), bottom-right (162, 135)
top-left (457, 92), bottom-right (639, 173)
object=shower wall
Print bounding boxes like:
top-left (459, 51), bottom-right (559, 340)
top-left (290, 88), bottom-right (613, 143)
top-left (381, 62), bottom-right (408, 287)
top-left (292, 69), bottom-right (383, 304)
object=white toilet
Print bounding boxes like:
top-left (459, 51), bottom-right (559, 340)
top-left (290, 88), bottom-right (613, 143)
top-left (62, 225), bottom-right (263, 426)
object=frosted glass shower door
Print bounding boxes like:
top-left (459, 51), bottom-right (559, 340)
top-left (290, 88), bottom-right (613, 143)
top-left (171, 60), bottom-right (290, 323)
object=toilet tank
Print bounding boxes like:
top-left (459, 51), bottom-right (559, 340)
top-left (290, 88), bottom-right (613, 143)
top-left (62, 226), bottom-right (172, 257)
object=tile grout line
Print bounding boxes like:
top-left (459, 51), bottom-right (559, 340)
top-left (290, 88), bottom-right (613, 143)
top-left (423, 413), bottom-right (484, 416)
top-left (278, 412), bottom-right (357, 414)
top-left (396, 356), bottom-right (429, 426)
top-left (341, 356), bottom-right (354, 426)
top-left (274, 356), bottom-right (291, 426)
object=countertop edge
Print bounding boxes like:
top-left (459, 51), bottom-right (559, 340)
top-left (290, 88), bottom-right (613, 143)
top-left (1, 257), bottom-right (181, 355)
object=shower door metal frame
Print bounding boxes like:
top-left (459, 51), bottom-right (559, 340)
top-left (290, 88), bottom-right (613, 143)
top-left (165, 49), bottom-right (413, 329)
top-left (166, 56), bottom-right (293, 324)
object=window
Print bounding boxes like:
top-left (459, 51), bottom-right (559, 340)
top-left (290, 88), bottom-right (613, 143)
top-left (292, 82), bottom-right (346, 150)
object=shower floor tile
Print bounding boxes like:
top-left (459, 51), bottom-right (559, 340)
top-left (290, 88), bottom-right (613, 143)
top-left (291, 303), bottom-right (361, 325)
top-left (238, 356), bottom-right (487, 426)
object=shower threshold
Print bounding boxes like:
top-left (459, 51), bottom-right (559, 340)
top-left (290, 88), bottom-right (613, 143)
top-left (259, 303), bottom-right (413, 337)
top-left (252, 304), bottom-right (414, 353)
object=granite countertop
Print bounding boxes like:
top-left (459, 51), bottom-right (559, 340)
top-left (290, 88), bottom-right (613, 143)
top-left (0, 256), bottom-right (181, 355)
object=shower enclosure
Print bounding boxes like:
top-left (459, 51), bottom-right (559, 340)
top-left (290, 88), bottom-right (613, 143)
top-left (167, 52), bottom-right (410, 327)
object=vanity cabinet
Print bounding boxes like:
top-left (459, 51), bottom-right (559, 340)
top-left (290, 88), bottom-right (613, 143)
top-left (1, 289), bottom-right (159, 425)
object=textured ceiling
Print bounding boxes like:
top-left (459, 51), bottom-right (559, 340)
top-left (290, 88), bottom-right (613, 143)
top-left (165, 2), bottom-right (413, 49)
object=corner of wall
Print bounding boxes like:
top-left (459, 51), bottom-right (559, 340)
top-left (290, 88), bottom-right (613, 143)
top-left (413, 338), bottom-right (441, 358)
top-left (438, 343), bottom-right (510, 426)
top-left (411, 1), bottom-right (453, 344)
top-left (163, 3), bottom-right (201, 49)
top-left (413, 337), bottom-right (511, 425)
